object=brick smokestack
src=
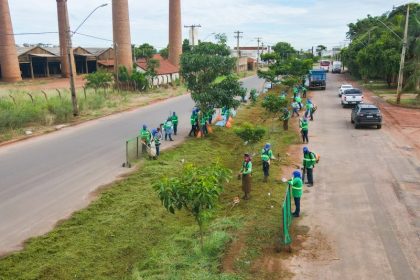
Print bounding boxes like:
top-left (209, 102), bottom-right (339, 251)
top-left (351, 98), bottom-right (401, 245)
top-left (168, 0), bottom-right (182, 67)
top-left (56, 0), bottom-right (71, 78)
top-left (0, 0), bottom-right (22, 82)
top-left (112, 0), bottom-right (133, 73)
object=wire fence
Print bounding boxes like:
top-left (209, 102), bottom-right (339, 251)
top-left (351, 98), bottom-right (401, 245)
top-left (122, 136), bottom-right (148, 168)
top-left (281, 183), bottom-right (293, 246)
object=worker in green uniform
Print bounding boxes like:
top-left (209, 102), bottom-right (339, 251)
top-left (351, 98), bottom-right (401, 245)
top-left (171, 112), bottom-right (179, 135)
top-left (239, 153), bottom-right (252, 200)
top-left (152, 128), bottom-right (162, 157)
top-left (300, 117), bottom-right (309, 143)
top-left (295, 95), bottom-right (302, 110)
top-left (188, 110), bottom-right (198, 137)
top-left (139, 124), bottom-right (151, 154)
top-left (302, 86), bottom-right (307, 98)
top-left (281, 108), bottom-right (291, 131)
top-left (199, 112), bottom-right (208, 136)
top-left (289, 170), bottom-right (303, 217)
top-left (302, 147), bottom-right (316, 186)
top-left (261, 143), bottom-right (274, 182)
top-left (164, 118), bottom-right (174, 141)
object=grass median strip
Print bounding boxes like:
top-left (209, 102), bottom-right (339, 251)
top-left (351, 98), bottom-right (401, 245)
top-left (0, 91), bottom-right (299, 280)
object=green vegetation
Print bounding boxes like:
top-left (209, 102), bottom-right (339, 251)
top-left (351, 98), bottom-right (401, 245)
top-left (258, 41), bottom-right (313, 86)
top-left (0, 86), bottom-right (184, 143)
top-left (180, 38), bottom-right (244, 113)
top-left (0, 87), bottom-right (299, 279)
top-left (341, 3), bottom-right (419, 95)
top-left (155, 162), bottom-right (232, 249)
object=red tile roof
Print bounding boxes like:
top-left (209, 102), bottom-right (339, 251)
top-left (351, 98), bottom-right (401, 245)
top-left (136, 54), bottom-right (179, 75)
top-left (247, 57), bottom-right (256, 63)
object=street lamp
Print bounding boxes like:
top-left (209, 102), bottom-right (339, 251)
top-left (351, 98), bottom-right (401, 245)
top-left (376, 5), bottom-right (410, 104)
top-left (67, 3), bottom-right (108, 116)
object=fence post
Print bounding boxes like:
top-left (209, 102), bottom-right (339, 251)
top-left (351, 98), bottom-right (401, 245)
top-left (136, 136), bottom-right (139, 159)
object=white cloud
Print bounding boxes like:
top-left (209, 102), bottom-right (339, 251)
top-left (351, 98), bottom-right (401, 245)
top-left (7, 0), bottom-right (403, 50)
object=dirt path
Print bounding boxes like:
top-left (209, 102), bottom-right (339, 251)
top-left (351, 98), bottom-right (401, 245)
top-left (280, 73), bottom-right (420, 279)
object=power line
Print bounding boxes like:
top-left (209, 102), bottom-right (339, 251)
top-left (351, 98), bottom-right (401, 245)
top-left (73, 32), bottom-right (113, 42)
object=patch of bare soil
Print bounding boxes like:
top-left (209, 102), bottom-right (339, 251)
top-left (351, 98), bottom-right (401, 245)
top-left (222, 233), bottom-right (246, 273)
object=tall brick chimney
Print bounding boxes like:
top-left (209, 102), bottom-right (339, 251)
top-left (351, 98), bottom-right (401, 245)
top-left (168, 0), bottom-right (182, 67)
top-left (112, 0), bottom-right (133, 73)
top-left (56, 0), bottom-right (71, 78)
top-left (0, 0), bottom-right (22, 82)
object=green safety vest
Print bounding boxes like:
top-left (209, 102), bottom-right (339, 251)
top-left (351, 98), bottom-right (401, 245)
top-left (190, 114), bottom-right (197, 125)
top-left (303, 152), bottom-right (316, 169)
top-left (282, 111), bottom-right (291, 121)
top-left (164, 121), bottom-right (173, 131)
top-left (241, 161), bottom-right (252, 175)
top-left (154, 134), bottom-right (161, 145)
top-left (289, 177), bottom-right (303, 198)
top-left (140, 129), bottom-right (151, 142)
top-left (261, 149), bottom-right (273, 162)
top-left (171, 115), bottom-right (178, 124)
top-left (296, 97), bottom-right (302, 103)
top-left (200, 115), bottom-right (207, 126)
top-left (306, 103), bottom-right (313, 110)
top-left (300, 120), bottom-right (308, 131)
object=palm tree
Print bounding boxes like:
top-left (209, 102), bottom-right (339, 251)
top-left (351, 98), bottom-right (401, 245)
top-left (316, 45), bottom-right (327, 57)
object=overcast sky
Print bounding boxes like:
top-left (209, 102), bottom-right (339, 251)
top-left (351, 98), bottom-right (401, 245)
top-left (9, 0), bottom-right (405, 50)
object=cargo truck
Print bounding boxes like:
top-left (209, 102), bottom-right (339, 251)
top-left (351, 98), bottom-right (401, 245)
top-left (308, 69), bottom-right (326, 90)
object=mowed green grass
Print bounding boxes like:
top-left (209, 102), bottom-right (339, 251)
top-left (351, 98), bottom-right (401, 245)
top-left (0, 92), bottom-right (299, 280)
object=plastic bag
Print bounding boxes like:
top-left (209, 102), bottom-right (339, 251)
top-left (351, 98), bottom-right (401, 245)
top-left (207, 125), bottom-right (214, 134)
top-left (226, 121), bottom-right (232, 128)
top-left (215, 114), bottom-right (223, 122)
top-left (196, 130), bottom-right (202, 138)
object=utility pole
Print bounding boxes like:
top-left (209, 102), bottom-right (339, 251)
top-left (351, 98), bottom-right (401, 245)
top-left (396, 4), bottom-right (410, 104)
top-left (234, 30), bottom-right (243, 74)
top-left (256, 37), bottom-right (262, 70)
top-left (184, 24), bottom-right (201, 48)
top-left (66, 26), bottom-right (78, 116)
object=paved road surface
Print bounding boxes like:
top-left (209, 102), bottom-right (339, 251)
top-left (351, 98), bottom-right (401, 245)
top-left (290, 73), bottom-right (420, 279)
top-left (0, 76), bottom-right (264, 255)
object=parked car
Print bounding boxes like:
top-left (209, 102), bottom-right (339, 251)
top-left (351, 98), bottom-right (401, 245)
top-left (339, 84), bottom-right (353, 97)
top-left (341, 88), bottom-right (363, 107)
top-left (351, 104), bottom-right (382, 129)
top-left (332, 61), bottom-right (342, 73)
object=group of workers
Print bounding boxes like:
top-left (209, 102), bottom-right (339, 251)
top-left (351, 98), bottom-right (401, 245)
top-left (139, 112), bottom-right (179, 158)
top-left (238, 84), bottom-right (319, 218)
top-left (189, 108), bottom-right (218, 137)
top-left (280, 85), bottom-right (317, 144)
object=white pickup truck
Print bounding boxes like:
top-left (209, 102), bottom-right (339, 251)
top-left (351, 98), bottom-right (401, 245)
top-left (341, 88), bottom-right (363, 107)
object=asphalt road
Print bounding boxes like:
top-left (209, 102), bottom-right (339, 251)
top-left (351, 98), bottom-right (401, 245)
top-left (291, 73), bottom-right (420, 279)
top-left (0, 75), bottom-right (265, 255)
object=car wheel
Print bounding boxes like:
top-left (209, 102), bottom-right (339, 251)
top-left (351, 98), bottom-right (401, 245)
top-left (355, 123), bottom-right (360, 129)
top-left (377, 125), bottom-right (382, 129)
top-left (351, 119), bottom-right (354, 124)
top-left (342, 103), bottom-right (346, 108)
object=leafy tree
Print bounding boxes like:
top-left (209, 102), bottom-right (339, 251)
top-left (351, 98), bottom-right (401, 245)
top-left (316, 45), bottom-right (327, 57)
top-left (272, 42), bottom-right (296, 60)
top-left (180, 41), bottom-right (242, 113)
top-left (182, 39), bottom-right (191, 53)
top-left (84, 69), bottom-right (113, 91)
top-left (146, 58), bottom-right (160, 80)
top-left (214, 33), bottom-right (228, 44)
top-left (262, 93), bottom-right (289, 133)
top-left (130, 71), bottom-right (149, 91)
top-left (249, 89), bottom-right (258, 104)
top-left (234, 122), bottom-right (266, 153)
top-left (154, 162), bottom-right (231, 249)
top-left (159, 46), bottom-right (169, 59)
top-left (118, 66), bottom-right (130, 82)
top-left (134, 43), bottom-right (157, 61)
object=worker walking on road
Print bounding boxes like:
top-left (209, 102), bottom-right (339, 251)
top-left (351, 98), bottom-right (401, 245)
top-left (171, 112), bottom-right (179, 135)
top-left (302, 147), bottom-right (316, 187)
top-left (292, 101), bottom-right (300, 117)
top-left (261, 143), bottom-right (275, 182)
top-left (302, 86), bottom-right (307, 98)
top-left (164, 118), bottom-right (174, 141)
top-left (300, 117), bottom-right (309, 143)
top-left (305, 99), bottom-right (313, 119)
top-left (139, 124), bottom-right (152, 154)
top-left (281, 108), bottom-right (291, 131)
top-left (239, 153), bottom-right (253, 200)
top-left (289, 170), bottom-right (303, 217)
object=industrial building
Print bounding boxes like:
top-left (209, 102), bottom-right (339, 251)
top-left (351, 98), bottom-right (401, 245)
top-left (12, 46), bottom-right (115, 79)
